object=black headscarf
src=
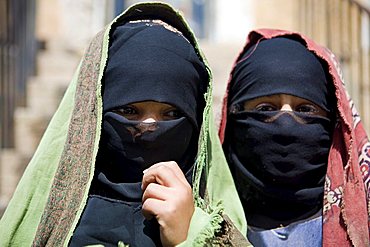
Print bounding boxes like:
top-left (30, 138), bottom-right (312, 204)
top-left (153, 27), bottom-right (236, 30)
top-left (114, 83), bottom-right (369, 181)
top-left (103, 20), bottom-right (207, 128)
top-left (229, 37), bottom-right (333, 113)
top-left (225, 37), bottom-right (335, 229)
top-left (98, 20), bottom-right (207, 183)
top-left (70, 20), bottom-right (208, 247)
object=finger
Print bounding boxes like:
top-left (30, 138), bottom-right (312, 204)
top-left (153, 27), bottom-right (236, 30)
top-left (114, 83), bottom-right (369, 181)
top-left (142, 198), bottom-right (166, 220)
top-left (144, 161), bottom-right (189, 185)
top-left (142, 182), bottom-right (171, 203)
top-left (142, 164), bottom-right (182, 190)
top-left (163, 161), bottom-right (189, 185)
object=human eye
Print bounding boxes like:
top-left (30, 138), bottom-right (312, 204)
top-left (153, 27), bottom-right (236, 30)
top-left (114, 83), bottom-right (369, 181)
top-left (229, 104), bottom-right (243, 114)
top-left (114, 105), bottom-right (138, 116)
top-left (255, 103), bottom-right (277, 112)
top-left (295, 104), bottom-right (319, 114)
top-left (163, 108), bottom-right (183, 120)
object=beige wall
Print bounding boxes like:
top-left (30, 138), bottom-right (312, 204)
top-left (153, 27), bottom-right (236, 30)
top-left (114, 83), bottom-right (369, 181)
top-left (36, 0), bottom-right (61, 42)
top-left (252, 0), bottom-right (298, 31)
top-left (36, 0), bottom-right (110, 53)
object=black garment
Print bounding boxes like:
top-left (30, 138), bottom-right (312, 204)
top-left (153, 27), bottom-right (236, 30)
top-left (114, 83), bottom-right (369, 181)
top-left (71, 20), bottom-right (207, 246)
top-left (227, 111), bottom-right (332, 229)
top-left (225, 37), bottom-right (334, 229)
top-left (103, 21), bottom-right (207, 128)
top-left (70, 187), bottom-right (161, 247)
top-left (101, 113), bottom-right (194, 183)
top-left (229, 37), bottom-right (334, 113)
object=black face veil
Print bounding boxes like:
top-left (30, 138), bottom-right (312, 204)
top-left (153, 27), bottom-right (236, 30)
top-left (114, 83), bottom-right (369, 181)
top-left (103, 20), bottom-right (207, 128)
top-left (70, 20), bottom-right (208, 247)
top-left (225, 37), bottom-right (335, 229)
top-left (98, 20), bottom-right (208, 187)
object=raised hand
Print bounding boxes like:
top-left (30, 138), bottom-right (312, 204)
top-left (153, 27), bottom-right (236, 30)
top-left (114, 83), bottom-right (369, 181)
top-left (142, 161), bottom-right (194, 247)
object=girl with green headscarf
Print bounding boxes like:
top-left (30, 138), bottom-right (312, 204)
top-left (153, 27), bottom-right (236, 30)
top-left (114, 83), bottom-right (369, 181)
top-left (0, 3), bottom-right (246, 246)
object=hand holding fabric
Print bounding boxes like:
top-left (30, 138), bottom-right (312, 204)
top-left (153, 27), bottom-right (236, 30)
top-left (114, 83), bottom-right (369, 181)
top-left (142, 161), bottom-right (195, 247)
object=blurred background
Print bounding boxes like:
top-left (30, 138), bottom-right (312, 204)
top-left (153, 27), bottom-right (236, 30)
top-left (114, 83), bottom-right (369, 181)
top-left (0, 0), bottom-right (370, 216)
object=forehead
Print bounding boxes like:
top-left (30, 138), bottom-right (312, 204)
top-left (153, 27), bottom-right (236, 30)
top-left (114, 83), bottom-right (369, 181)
top-left (128, 101), bottom-right (174, 108)
top-left (245, 94), bottom-right (314, 103)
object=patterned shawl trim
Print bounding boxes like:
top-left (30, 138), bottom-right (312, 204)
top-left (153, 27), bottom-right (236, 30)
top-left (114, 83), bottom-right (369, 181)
top-left (32, 28), bottom-right (105, 246)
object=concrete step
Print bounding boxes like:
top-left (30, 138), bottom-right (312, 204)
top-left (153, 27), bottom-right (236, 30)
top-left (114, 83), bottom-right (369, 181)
top-left (27, 76), bottom-right (68, 116)
top-left (0, 149), bottom-right (28, 205)
top-left (36, 49), bottom-right (80, 85)
top-left (0, 45), bottom-right (81, 217)
top-left (13, 107), bottom-right (52, 158)
top-left (13, 49), bottom-right (79, 156)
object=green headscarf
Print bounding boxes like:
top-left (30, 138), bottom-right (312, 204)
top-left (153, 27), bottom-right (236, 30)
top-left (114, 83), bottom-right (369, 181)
top-left (0, 3), bottom-right (246, 246)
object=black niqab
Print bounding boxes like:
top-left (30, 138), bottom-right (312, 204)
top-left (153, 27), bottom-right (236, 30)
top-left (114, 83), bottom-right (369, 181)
top-left (103, 20), bottom-right (207, 128)
top-left (70, 20), bottom-right (207, 247)
top-left (225, 37), bottom-right (334, 229)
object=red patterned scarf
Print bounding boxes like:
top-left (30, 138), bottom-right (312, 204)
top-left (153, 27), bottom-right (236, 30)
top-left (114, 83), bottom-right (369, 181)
top-left (219, 29), bottom-right (370, 247)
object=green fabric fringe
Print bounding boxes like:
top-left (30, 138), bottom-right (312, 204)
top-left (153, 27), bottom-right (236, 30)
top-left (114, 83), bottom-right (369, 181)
top-left (193, 202), bottom-right (224, 246)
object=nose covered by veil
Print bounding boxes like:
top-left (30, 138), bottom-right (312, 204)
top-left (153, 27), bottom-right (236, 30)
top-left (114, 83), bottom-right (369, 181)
top-left (225, 37), bottom-right (335, 229)
top-left (70, 20), bottom-right (208, 246)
